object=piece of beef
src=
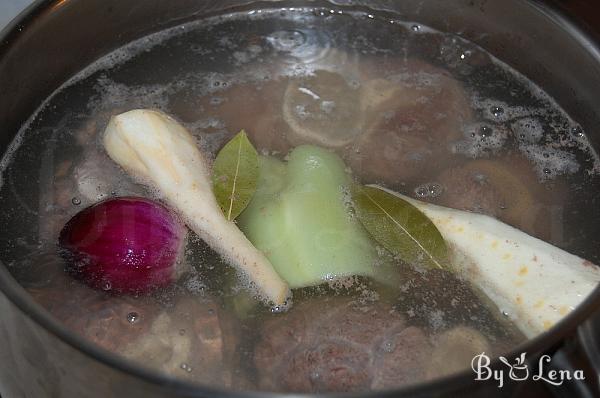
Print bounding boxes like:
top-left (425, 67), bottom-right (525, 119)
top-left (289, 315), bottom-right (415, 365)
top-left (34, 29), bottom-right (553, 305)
top-left (433, 157), bottom-right (566, 241)
top-left (253, 296), bottom-right (432, 393)
top-left (38, 147), bottom-right (143, 242)
top-left (28, 273), bottom-right (156, 353)
top-left (347, 59), bottom-right (472, 185)
top-left (28, 272), bottom-right (239, 387)
top-left (193, 79), bottom-right (294, 155)
top-left (427, 326), bottom-right (490, 379)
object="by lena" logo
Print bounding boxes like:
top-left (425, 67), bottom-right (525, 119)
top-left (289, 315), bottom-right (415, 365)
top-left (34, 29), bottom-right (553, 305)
top-left (471, 352), bottom-right (585, 388)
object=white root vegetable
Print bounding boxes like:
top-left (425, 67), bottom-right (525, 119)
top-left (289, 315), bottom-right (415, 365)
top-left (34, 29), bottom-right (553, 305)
top-left (369, 185), bottom-right (600, 338)
top-left (104, 109), bottom-right (290, 306)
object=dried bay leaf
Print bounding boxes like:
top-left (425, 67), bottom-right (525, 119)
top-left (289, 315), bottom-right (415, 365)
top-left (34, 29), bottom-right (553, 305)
top-left (212, 130), bottom-right (259, 220)
top-left (352, 185), bottom-right (449, 270)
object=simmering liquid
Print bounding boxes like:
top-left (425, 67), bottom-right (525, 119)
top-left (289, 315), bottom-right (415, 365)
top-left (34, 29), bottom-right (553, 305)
top-left (1, 6), bottom-right (599, 393)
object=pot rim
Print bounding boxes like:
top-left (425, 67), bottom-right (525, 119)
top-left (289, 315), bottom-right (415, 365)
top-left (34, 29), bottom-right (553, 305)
top-left (1, 0), bottom-right (600, 396)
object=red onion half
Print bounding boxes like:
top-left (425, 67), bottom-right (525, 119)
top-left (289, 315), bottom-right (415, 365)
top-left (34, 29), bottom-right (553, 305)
top-left (59, 197), bottom-right (186, 294)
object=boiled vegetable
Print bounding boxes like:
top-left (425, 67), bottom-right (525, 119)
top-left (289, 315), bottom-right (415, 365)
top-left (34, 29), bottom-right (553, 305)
top-left (369, 184), bottom-right (600, 337)
top-left (103, 109), bottom-right (290, 306)
top-left (237, 145), bottom-right (391, 288)
top-left (282, 71), bottom-right (365, 147)
top-left (59, 197), bottom-right (186, 293)
top-left (282, 73), bottom-right (409, 149)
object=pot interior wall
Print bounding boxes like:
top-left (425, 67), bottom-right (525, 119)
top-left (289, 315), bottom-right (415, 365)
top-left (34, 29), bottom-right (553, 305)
top-left (2, 0), bottom-right (600, 153)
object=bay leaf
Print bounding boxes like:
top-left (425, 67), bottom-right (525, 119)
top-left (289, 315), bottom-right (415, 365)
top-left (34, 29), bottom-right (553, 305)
top-left (352, 184), bottom-right (449, 270)
top-left (212, 130), bottom-right (259, 221)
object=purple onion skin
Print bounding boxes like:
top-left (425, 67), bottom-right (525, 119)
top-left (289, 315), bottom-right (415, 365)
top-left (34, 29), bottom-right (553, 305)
top-left (59, 197), bottom-right (186, 294)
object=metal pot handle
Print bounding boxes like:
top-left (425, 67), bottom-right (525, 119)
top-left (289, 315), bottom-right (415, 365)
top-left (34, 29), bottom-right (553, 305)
top-left (574, 308), bottom-right (600, 395)
top-left (544, 308), bottom-right (600, 398)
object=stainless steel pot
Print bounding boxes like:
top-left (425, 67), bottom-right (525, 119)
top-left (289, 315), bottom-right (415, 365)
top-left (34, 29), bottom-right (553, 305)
top-left (1, 1), bottom-right (600, 397)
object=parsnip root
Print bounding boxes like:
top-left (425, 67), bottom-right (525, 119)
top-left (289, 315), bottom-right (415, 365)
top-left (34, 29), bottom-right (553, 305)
top-left (104, 109), bottom-right (290, 306)
top-left (370, 184), bottom-right (600, 338)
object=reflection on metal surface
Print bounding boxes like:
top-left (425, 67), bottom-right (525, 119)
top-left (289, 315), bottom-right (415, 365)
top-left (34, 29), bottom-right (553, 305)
top-left (0, 0), bottom-right (31, 28)
top-left (50, 0), bottom-right (69, 11)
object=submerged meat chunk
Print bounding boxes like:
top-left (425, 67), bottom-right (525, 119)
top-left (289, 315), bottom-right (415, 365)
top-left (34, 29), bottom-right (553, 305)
top-left (194, 79), bottom-right (294, 154)
top-left (284, 341), bottom-right (372, 392)
top-left (194, 57), bottom-right (471, 188)
top-left (28, 272), bottom-right (238, 387)
top-left (435, 162), bottom-right (509, 218)
top-left (372, 326), bottom-right (431, 389)
top-left (122, 296), bottom-right (239, 386)
top-left (427, 326), bottom-right (490, 379)
top-left (433, 157), bottom-right (565, 240)
top-left (38, 148), bottom-right (143, 241)
top-left (28, 275), bottom-right (156, 353)
top-left (347, 59), bottom-right (472, 184)
top-left (254, 297), bottom-right (432, 393)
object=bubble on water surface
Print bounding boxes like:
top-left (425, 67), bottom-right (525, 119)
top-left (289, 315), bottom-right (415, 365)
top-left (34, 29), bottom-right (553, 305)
top-left (490, 106), bottom-right (504, 118)
top-left (266, 30), bottom-right (307, 52)
top-left (414, 182), bottom-right (443, 199)
top-left (127, 312), bottom-right (140, 324)
top-left (180, 363), bottom-right (193, 373)
top-left (380, 339), bottom-right (396, 353)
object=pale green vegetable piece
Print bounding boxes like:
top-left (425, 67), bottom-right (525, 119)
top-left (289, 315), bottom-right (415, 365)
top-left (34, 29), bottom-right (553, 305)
top-left (238, 145), bottom-right (389, 288)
